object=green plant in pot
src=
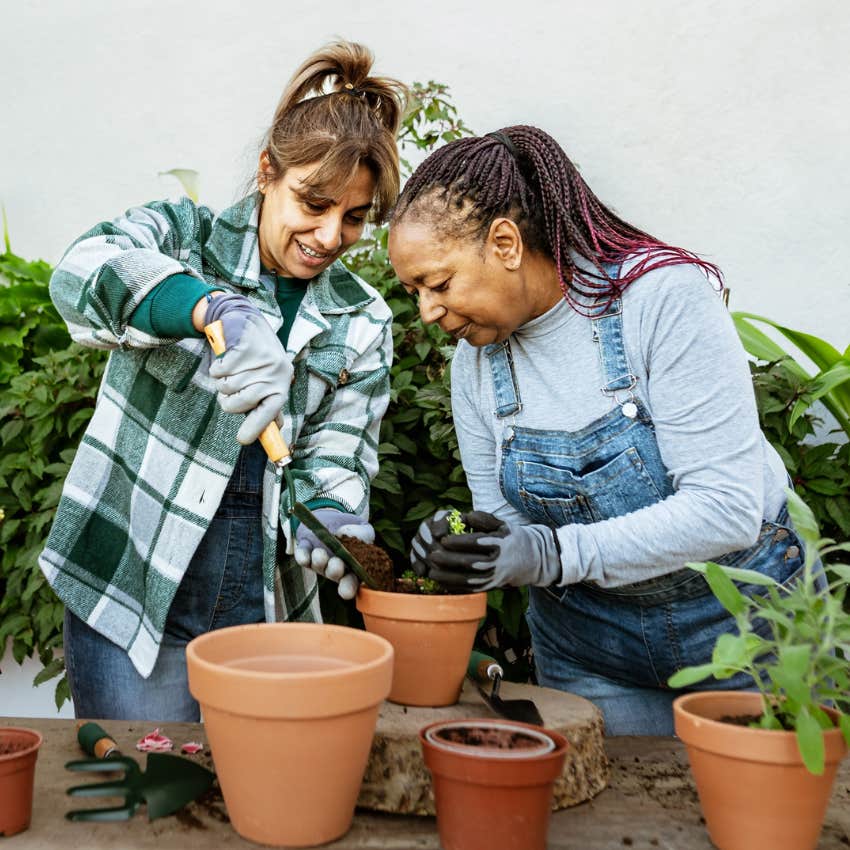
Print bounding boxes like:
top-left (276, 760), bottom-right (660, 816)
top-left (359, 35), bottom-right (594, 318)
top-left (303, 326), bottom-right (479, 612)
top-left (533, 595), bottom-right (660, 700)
top-left (355, 508), bottom-right (487, 707)
top-left (669, 489), bottom-right (850, 850)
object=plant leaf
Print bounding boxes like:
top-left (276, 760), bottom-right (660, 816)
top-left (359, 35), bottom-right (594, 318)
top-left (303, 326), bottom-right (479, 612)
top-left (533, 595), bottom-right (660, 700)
top-left (795, 705), bottom-right (825, 775)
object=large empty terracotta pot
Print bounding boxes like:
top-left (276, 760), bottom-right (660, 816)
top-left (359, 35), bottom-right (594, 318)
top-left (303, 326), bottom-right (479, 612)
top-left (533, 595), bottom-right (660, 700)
top-left (186, 622), bottom-right (393, 847)
top-left (674, 691), bottom-right (848, 850)
top-left (420, 718), bottom-right (568, 850)
top-left (356, 588), bottom-right (487, 706)
top-left (0, 726), bottom-right (43, 837)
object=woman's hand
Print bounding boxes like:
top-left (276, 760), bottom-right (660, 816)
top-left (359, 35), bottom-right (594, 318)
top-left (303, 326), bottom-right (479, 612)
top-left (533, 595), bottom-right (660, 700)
top-left (205, 294), bottom-right (294, 445)
top-left (293, 509), bottom-right (374, 599)
top-left (410, 510), bottom-right (562, 590)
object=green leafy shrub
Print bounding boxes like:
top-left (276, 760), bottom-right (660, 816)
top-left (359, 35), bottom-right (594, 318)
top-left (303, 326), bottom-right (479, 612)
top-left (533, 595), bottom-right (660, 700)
top-left (0, 216), bottom-right (107, 708)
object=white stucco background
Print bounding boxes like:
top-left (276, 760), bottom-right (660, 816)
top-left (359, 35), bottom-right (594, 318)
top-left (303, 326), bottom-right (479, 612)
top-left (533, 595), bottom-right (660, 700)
top-left (2, 0), bottom-right (848, 716)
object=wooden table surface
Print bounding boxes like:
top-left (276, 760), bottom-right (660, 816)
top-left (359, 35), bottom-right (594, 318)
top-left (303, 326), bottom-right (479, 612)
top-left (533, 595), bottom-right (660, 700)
top-left (4, 717), bottom-right (849, 849)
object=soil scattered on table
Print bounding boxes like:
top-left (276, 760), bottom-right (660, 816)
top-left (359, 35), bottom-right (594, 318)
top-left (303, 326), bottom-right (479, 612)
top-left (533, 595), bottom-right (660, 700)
top-left (437, 726), bottom-right (545, 749)
top-left (174, 784), bottom-right (229, 830)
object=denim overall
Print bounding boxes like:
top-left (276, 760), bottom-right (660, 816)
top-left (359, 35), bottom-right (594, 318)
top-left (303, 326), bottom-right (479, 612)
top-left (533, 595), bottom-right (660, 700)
top-left (65, 441), bottom-right (267, 720)
top-left (485, 281), bottom-right (807, 735)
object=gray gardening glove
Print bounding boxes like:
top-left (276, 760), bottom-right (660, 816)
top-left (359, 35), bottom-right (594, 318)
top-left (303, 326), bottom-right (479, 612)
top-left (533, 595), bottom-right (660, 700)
top-left (206, 295), bottom-right (293, 446)
top-left (293, 509), bottom-right (374, 600)
top-left (410, 510), bottom-right (562, 591)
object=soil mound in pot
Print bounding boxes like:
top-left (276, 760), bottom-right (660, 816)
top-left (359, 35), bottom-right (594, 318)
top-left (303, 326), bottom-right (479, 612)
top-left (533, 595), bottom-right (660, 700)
top-left (339, 536), bottom-right (395, 591)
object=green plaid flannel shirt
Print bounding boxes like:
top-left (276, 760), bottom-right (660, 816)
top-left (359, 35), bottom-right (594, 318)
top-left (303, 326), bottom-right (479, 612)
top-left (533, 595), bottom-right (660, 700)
top-left (39, 193), bottom-right (392, 677)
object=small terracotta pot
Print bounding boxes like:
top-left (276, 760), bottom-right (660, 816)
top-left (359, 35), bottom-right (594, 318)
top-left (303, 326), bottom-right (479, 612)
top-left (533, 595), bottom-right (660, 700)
top-left (674, 691), bottom-right (848, 850)
top-left (0, 727), bottom-right (43, 837)
top-left (186, 622), bottom-right (393, 847)
top-left (420, 718), bottom-right (568, 850)
top-left (356, 588), bottom-right (487, 706)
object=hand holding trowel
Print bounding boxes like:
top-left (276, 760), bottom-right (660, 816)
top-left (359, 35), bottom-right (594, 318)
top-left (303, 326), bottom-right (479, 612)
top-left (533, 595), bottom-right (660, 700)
top-left (468, 650), bottom-right (544, 726)
top-left (204, 318), bottom-right (378, 591)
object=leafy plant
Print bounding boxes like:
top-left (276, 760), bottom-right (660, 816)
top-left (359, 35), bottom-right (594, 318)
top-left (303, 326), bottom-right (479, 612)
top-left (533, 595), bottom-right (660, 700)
top-left (733, 312), bottom-right (850, 440)
top-left (0, 213), bottom-right (107, 708)
top-left (668, 489), bottom-right (850, 775)
top-left (750, 358), bottom-right (850, 550)
top-left (447, 508), bottom-right (466, 535)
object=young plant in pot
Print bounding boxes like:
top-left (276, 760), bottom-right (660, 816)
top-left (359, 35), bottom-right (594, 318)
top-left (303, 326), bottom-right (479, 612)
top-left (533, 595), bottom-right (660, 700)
top-left (668, 489), bottom-right (850, 850)
top-left (354, 509), bottom-right (488, 707)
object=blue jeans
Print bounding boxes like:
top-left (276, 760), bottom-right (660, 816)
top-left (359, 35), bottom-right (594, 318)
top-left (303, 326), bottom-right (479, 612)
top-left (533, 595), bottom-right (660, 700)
top-left (64, 443), bottom-right (266, 721)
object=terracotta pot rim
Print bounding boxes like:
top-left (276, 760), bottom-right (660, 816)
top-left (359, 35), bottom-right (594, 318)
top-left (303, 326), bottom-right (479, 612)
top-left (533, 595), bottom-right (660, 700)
top-left (673, 691), bottom-right (844, 738)
top-left (673, 691), bottom-right (848, 765)
top-left (0, 727), bottom-right (43, 763)
top-left (186, 622), bottom-right (393, 682)
top-left (423, 718), bottom-right (555, 759)
top-left (356, 586), bottom-right (487, 622)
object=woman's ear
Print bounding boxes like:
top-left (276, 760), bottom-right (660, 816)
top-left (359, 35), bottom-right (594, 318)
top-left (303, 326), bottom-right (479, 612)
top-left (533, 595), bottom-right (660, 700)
top-left (488, 218), bottom-right (523, 271)
top-left (257, 150), bottom-right (273, 193)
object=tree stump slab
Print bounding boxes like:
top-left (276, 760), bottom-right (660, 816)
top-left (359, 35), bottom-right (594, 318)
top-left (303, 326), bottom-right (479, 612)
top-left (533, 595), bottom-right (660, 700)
top-left (357, 678), bottom-right (609, 815)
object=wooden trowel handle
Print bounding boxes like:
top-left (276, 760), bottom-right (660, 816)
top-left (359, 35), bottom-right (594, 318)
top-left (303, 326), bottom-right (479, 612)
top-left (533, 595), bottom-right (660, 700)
top-left (77, 721), bottom-right (121, 759)
top-left (204, 319), bottom-right (291, 466)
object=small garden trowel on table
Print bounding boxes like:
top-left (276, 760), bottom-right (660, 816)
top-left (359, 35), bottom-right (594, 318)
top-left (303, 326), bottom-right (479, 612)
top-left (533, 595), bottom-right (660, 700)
top-left (65, 722), bottom-right (215, 821)
top-left (204, 319), bottom-right (378, 590)
top-left (468, 650), bottom-right (544, 726)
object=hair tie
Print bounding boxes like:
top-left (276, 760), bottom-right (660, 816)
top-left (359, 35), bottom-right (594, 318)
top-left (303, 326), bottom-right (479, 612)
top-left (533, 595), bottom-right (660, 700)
top-left (342, 82), bottom-right (367, 100)
top-left (487, 131), bottom-right (519, 158)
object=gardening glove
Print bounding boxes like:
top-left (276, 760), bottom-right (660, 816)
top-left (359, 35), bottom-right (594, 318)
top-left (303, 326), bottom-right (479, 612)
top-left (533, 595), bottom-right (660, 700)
top-left (293, 509), bottom-right (374, 600)
top-left (410, 510), bottom-right (562, 591)
top-left (206, 294), bottom-right (293, 446)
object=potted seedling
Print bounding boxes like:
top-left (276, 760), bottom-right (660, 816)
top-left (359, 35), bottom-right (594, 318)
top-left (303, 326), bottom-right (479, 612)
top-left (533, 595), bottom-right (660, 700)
top-left (354, 509), bottom-right (488, 706)
top-left (668, 489), bottom-right (850, 850)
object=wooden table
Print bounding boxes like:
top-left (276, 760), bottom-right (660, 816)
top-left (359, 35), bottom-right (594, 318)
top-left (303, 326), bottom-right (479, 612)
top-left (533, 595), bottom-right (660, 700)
top-left (4, 718), bottom-right (849, 849)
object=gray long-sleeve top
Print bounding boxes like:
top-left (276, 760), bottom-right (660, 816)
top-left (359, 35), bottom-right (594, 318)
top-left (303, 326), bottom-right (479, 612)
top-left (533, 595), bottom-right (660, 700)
top-left (450, 258), bottom-right (789, 587)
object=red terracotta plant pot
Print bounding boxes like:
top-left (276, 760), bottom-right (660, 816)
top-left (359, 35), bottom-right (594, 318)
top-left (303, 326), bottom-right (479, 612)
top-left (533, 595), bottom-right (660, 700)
top-left (186, 622), bottom-right (393, 847)
top-left (674, 691), bottom-right (848, 850)
top-left (420, 718), bottom-right (568, 850)
top-left (0, 726), bottom-right (43, 837)
top-left (356, 588), bottom-right (487, 706)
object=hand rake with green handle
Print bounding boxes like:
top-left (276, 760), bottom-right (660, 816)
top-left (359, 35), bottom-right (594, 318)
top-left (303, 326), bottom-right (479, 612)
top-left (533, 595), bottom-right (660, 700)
top-left (203, 319), bottom-right (378, 590)
top-left (65, 722), bottom-right (215, 821)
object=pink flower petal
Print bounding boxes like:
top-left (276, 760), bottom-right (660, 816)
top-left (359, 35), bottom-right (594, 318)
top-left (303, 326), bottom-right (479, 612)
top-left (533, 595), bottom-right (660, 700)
top-left (180, 741), bottom-right (204, 755)
top-left (136, 728), bottom-right (174, 752)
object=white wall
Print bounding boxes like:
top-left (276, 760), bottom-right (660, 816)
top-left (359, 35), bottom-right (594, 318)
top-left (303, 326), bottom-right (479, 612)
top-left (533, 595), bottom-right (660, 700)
top-left (2, 0), bottom-right (848, 715)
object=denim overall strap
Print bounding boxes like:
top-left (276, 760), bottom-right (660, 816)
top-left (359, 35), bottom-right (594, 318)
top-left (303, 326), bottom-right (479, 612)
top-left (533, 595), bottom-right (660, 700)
top-left (484, 340), bottom-right (522, 418)
top-left (591, 298), bottom-right (638, 399)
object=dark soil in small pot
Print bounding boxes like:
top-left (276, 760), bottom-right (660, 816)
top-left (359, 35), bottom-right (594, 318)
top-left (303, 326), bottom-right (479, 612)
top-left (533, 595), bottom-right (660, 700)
top-left (433, 722), bottom-right (555, 754)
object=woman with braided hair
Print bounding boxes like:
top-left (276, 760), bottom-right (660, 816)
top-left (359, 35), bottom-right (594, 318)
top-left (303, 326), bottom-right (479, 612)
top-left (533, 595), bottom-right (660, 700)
top-left (392, 126), bottom-right (803, 735)
top-left (42, 41), bottom-right (406, 720)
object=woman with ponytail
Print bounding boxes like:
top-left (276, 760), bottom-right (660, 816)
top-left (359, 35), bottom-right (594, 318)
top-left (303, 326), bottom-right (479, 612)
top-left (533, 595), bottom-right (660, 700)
top-left (393, 126), bottom-right (802, 736)
top-left (43, 41), bottom-right (406, 720)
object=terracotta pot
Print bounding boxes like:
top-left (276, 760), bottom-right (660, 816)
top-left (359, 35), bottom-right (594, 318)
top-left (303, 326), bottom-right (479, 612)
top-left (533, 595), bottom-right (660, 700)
top-left (674, 691), bottom-right (848, 850)
top-left (186, 622), bottom-right (393, 847)
top-left (356, 587), bottom-right (486, 706)
top-left (0, 727), bottom-right (43, 837)
top-left (420, 718), bottom-right (568, 850)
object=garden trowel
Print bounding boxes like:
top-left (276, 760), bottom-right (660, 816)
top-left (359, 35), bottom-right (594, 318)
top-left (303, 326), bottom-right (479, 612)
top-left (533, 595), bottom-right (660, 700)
top-left (204, 319), bottom-right (377, 589)
top-left (468, 650), bottom-right (544, 726)
top-left (65, 722), bottom-right (215, 821)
